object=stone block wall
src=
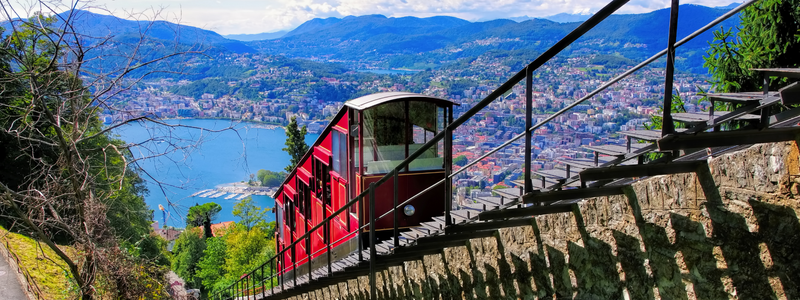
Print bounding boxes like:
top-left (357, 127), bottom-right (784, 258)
top-left (287, 141), bottom-right (800, 300)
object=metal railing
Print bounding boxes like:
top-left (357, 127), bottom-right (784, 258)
top-left (211, 0), bottom-right (757, 298)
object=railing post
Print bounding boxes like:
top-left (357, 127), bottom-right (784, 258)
top-left (292, 243), bottom-right (297, 288)
top-left (661, 0), bottom-right (680, 136)
top-left (369, 182), bottom-right (377, 300)
top-left (524, 66), bottom-right (534, 194)
top-left (270, 258), bottom-right (274, 296)
top-left (358, 194), bottom-right (364, 262)
top-left (326, 203), bottom-right (332, 277)
top-left (261, 264), bottom-right (265, 298)
top-left (444, 107), bottom-right (453, 229)
top-left (393, 169), bottom-right (399, 248)
top-left (307, 234), bottom-right (312, 282)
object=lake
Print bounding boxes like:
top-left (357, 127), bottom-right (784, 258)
top-left (356, 69), bottom-right (420, 75)
top-left (114, 119), bottom-right (319, 228)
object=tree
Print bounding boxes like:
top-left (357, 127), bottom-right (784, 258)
top-left (0, 10), bottom-right (197, 298)
top-left (195, 223), bottom-right (276, 295)
top-left (704, 0), bottom-right (800, 93)
top-left (0, 3), bottom-right (238, 298)
top-left (232, 197), bottom-right (267, 231)
top-left (224, 225), bottom-right (274, 285)
top-left (187, 203), bottom-right (222, 239)
top-left (283, 116), bottom-right (309, 172)
top-left (196, 236), bottom-right (229, 293)
top-left (453, 155), bottom-right (468, 167)
top-left (171, 228), bottom-right (207, 289)
top-left (256, 169), bottom-right (286, 187)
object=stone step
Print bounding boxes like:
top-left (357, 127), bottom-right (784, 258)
top-left (583, 143), bottom-right (650, 156)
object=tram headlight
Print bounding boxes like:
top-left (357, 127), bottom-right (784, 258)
top-left (403, 205), bottom-right (415, 216)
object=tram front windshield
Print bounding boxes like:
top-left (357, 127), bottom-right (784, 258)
top-left (360, 101), bottom-right (444, 174)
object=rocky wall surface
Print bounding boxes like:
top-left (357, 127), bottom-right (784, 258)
top-left (286, 141), bottom-right (800, 300)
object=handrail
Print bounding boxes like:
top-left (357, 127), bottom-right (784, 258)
top-left (212, 0), bottom-right (758, 298)
top-left (452, 0), bottom-right (758, 179)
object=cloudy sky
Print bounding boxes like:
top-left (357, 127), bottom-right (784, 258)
top-left (9, 0), bottom-right (737, 35)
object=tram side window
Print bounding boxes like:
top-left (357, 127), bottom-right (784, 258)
top-left (297, 179), bottom-right (311, 219)
top-left (331, 130), bottom-right (347, 176)
top-left (277, 204), bottom-right (284, 238)
top-left (284, 195), bottom-right (295, 231)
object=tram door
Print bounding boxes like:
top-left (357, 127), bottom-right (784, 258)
top-left (313, 157), bottom-right (331, 252)
top-left (330, 128), bottom-right (350, 244)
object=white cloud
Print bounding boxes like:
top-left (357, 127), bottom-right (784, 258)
top-left (25, 0), bottom-right (741, 35)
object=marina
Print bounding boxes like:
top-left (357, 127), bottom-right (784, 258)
top-left (190, 189), bottom-right (211, 197)
top-left (198, 191), bottom-right (216, 198)
top-left (186, 184), bottom-right (273, 203)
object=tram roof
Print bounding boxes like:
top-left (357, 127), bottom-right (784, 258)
top-left (344, 92), bottom-right (458, 111)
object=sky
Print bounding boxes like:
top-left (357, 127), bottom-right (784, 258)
top-left (5, 0), bottom-right (738, 35)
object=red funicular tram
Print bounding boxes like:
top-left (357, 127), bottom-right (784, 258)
top-left (274, 92), bottom-right (457, 279)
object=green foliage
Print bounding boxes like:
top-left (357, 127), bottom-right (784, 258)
top-left (453, 155), bottom-right (468, 167)
top-left (590, 54), bottom-right (636, 68)
top-left (171, 228), bottom-right (207, 289)
top-left (186, 203), bottom-right (222, 238)
top-left (445, 78), bottom-right (478, 95)
top-left (224, 226), bottom-right (275, 280)
top-left (196, 236), bottom-right (228, 291)
top-left (126, 233), bottom-right (171, 267)
top-left (232, 197), bottom-right (267, 231)
top-left (283, 116), bottom-right (309, 172)
top-left (313, 82), bottom-right (358, 102)
top-left (1, 14), bottom-right (168, 299)
top-left (195, 224), bottom-right (277, 295)
top-left (704, 0), bottom-right (800, 93)
top-left (255, 169), bottom-right (286, 187)
top-left (644, 93), bottom-right (687, 131)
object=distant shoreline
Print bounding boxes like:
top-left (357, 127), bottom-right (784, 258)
top-left (163, 117), bottom-right (286, 131)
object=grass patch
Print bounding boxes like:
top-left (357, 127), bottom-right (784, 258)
top-left (0, 226), bottom-right (79, 299)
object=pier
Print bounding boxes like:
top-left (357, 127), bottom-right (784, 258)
top-left (187, 183), bottom-right (275, 202)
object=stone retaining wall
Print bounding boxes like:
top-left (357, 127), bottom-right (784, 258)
top-left (287, 141), bottom-right (800, 300)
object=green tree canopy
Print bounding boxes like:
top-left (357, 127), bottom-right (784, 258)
top-left (283, 116), bottom-right (309, 172)
top-left (232, 197), bottom-right (267, 231)
top-left (224, 225), bottom-right (275, 280)
top-left (704, 0), bottom-right (800, 93)
top-left (171, 228), bottom-right (207, 289)
top-left (453, 155), bottom-right (468, 167)
top-left (196, 236), bottom-right (229, 292)
top-left (256, 169), bottom-right (286, 187)
top-left (0, 13), bottom-right (170, 299)
top-left (187, 202), bottom-right (222, 239)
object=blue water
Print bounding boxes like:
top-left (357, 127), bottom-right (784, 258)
top-left (356, 69), bottom-right (419, 75)
top-left (114, 119), bottom-right (319, 228)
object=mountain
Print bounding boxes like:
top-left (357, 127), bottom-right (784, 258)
top-left (0, 10), bottom-right (255, 53)
top-left (715, 2), bottom-right (742, 9)
top-left (282, 15), bottom-right (470, 40)
top-left (246, 4), bottom-right (740, 73)
top-left (224, 30), bottom-right (289, 41)
top-left (543, 13), bottom-right (593, 23)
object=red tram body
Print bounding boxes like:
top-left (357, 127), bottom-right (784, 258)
top-left (273, 92), bottom-right (457, 279)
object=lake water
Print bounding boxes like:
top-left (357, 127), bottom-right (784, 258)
top-left (114, 119), bottom-right (319, 228)
top-left (356, 69), bottom-right (420, 75)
